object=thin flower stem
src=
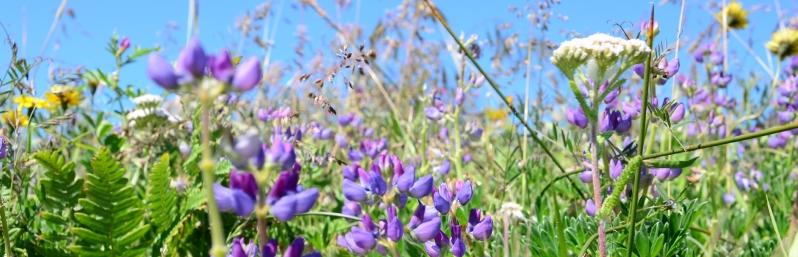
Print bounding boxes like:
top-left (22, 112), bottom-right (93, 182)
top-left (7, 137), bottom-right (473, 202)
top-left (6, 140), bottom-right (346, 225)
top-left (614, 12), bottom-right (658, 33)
top-left (643, 121), bottom-right (798, 160)
top-left (590, 78), bottom-right (606, 257)
top-left (626, 6), bottom-right (656, 257)
top-left (299, 211), bottom-right (361, 221)
top-left (422, 0), bottom-right (586, 200)
top-left (199, 92), bottom-right (227, 257)
top-left (0, 168), bottom-right (12, 257)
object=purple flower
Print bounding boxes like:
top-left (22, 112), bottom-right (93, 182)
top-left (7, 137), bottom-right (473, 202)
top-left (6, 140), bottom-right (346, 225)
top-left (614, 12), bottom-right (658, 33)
top-left (343, 179), bottom-right (368, 202)
top-left (670, 103), bottom-right (685, 123)
top-left (265, 136), bottom-right (296, 171)
top-left (367, 165), bottom-right (387, 196)
top-left (579, 170), bottom-right (593, 183)
top-left (424, 241), bottom-right (441, 257)
top-left (232, 58), bottom-right (262, 91)
top-left (609, 159), bottom-right (623, 180)
top-left (455, 180), bottom-right (473, 205)
top-left (585, 199), bottom-right (596, 217)
top-left (395, 165), bottom-right (416, 193)
top-left (338, 113), bottom-right (356, 126)
top-left (652, 168), bottom-right (671, 181)
top-left (566, 107), bottom-right (588, 128)
top-left (228, 237), bottom-right (257, 257)
top-left (633, 64), bottom-right (645, 78)
top-left (147, 54), bottom-right (179, 90)
top-left (450, 219), bottom-right (466, 257)
top-left (412, 217), bottom-right (441, 242)
top-left (214, 183), bottom-right (255, 216)
top-left (175, 38), bottom-right (207, 78)
top-left (0, 137), bottom-right (9, 159)
top-left (455, 88), bottom-right (465, 106)
top-left (433, 183), bottom-right (453, 214)
top-left (229, 170), bottom-right (258, 199)
top-left (425, 107), bottom-right (444, 121)
top-left (283, 237), bottom-right (312, 257)
top-left (210, 50), bottom-right (234, 82)
top-left (337, 227), bottom-right (376, 255)
top-left (270, 188), bottom-right (319, 221)
top-left (342, 201), bottom-right (362, 217)
top-left (409, 175), bottom-right (434, 198)
top-left (408, 202), bottom-right (426, 229)
top-left (711, 72), bottom-right (733, 88)
top-left (723, 192), bottom-right (736, 205)
top-left (433, 159), bottom-right (451, 175)
top-left (768, 132), bottom-right (791, 148)
top-left (467, 209), bottom-right (493, 240)
top-left (233, 132), bottom-right (264, 170)
top-left (386, 205), bottom-right (403, 241)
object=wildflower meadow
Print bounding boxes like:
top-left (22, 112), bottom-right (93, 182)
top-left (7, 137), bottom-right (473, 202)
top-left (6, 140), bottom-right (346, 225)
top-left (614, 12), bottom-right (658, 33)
top-left (2, 0), bottom-right (798, 256)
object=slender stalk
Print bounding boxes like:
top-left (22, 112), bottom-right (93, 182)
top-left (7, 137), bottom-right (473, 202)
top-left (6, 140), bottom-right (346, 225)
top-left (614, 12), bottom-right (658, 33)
top-left (626, 6), bottom-right (655, 257)
top-left (199, 90), bottom-right (226, 257)
top-left (589, 75), bottom-right (606, 257)
top-left (643, 121), bottom-right (798, 160)
top-left (422, 0), bottom-right (586, 199)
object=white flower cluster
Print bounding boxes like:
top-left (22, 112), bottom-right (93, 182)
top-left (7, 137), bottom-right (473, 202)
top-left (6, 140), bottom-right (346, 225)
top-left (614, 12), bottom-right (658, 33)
top-left (127, 94), bottom-right (179, 128)
top-left (551, 33), bottom-right (650, 75)
top-left (499, 202), bottom-right (527, 221)
top-left (131, 94), bottom-right (164, 106)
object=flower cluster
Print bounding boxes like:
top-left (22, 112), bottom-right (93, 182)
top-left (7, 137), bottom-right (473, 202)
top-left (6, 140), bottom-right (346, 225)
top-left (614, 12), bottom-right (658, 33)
top-left (148, 38), bottom-right (262, 92)
top-left (227, 236), bottom-right (320, 257)
top-left (715, 1), bottom-right (749, 30)
top-left (551, 33), bottom-right (650, 77)
top-left (767, 28), bottom-right (798, 60)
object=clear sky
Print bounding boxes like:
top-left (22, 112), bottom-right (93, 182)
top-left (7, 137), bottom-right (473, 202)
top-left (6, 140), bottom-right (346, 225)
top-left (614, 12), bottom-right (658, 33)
top-left (0, 0), bottom-right (794, 107)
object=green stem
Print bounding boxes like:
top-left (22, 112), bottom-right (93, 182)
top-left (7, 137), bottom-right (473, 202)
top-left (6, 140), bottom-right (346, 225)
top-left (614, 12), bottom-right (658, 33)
top-left (423, 0), bottom-right (586, 200)
top-left (0, 168), bottom-right (12, 257)
top-left (298, 211), bottom-right (361, 221)
top-left (643, 121), bottom-right (798, 160)
top-left (626, 6), bottom-right (655, 257)
top-left (534, 169), bottom-right (584, 207)
top-left (199, 92), bottom-right (227, 257)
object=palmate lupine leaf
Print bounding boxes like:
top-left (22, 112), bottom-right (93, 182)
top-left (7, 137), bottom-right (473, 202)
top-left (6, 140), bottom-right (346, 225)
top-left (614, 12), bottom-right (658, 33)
top-left (33, 150), bottom-right (83, 253)
top-left (68, 148), bottom-right (150, 257)
top-left (146, 153), bottom-right (176, 233)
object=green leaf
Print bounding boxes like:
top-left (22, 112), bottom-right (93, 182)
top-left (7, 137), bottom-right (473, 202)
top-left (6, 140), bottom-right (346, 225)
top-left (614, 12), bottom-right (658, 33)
top-left (69, 148), bottom-right (151, 256)
top-left (146, 153), bottom-right (177, 233)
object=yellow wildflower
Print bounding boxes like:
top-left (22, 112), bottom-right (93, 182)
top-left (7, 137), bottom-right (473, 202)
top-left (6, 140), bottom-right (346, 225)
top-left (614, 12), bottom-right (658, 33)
top-left (766, 29), bottom-right (798, 59)
top-left (13, 95), bottom-right (51, 109)
top-left (45, 85), bottom-right (82, 109)
top-left (716, 1), bottom-right (748, 30)
top-left (485, 108), bottom-right (508, 121)
top-left (2, 110), bottom-right (29, 128)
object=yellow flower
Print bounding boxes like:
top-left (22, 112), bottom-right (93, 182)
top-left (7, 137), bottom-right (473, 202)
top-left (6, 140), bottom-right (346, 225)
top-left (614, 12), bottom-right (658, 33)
top-left (767, 29), bottom-right (798, 59)
top-left (2, 110), bottom-right (29, 128)
top-left (485, 108), bottom-right (508, 121)
top-left (45, 85), bottom-right (82, 109)
top-left (13, 95), bottom-right (51, 109)
top-left (716, 1), bottom-right (748, 30)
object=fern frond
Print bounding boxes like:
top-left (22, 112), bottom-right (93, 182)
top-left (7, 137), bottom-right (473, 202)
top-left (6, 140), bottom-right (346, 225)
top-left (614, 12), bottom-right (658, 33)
top-left (69, 148), bottom-right (150, 257)
top-left (146, 153), bottom-right (176, 233)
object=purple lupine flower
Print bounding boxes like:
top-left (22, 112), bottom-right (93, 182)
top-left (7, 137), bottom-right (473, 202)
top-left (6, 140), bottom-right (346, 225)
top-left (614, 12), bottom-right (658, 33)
top-left (233, 132), bottom-right (264, 170)
top-left (343, 179), bottom-right (368, 202)
top-left (433, 159), bottom-right (451, 175)
top-left (409, 175), bottom-right (434, 198)
top-left (412, 217), bottom-right (441, 242)
top-left (367, 165), bottom-right (387, 196)
top-left (609, 159), bottom-right (623, 180)
top-left (265, 136), bottom-right (296, 171)
top-left (450, 218), bottom-right (466, 257)
top-left (229, 170), bottom-right (258, 199)
top-left (342, 164), bottom-right (362, 182)
top-left (585, 199), bottom-right (596, 217)
top-left (709, 51), bottom-right (724, 65)
top-left (433, 183), bottom-right (453, 214)
top-left (260, 239), bottom-right (278, 257)
top-left (566, 107), bottom-right (588, 128)
top-left (0, 137), bottom-right (8, 159)
top-left (692, 42), bottom-right (713, 63)
top-left (342, 201), bottom-right (362, 217)
top-left (768, 131), bottom-right (791, 148)
top-left (633, 64), bottom-right (645, 78)
top-left (425, 107), bottom-right (444, 121)
top-left (395, 165), bottom-right (416, 193)
top-left (338, 113), bottom-right (356, 126)
top-left (670, 103), bottom-right (686, 123)
top-left (269, 188), bottom-right (319, 221)
top-left (337, 227), bottom-right (376, 255)
top-left (467, 209), bottom-right (493, 240)
top-left (214, 183), bottom-right (255, 216)
top-left (455, 88), bottom-right (465, 106)
top-left (652, 168), bottom-right (671, 181)
top-left (455, 180), bottom-right (473, 205)
top-left (408, 202), bottom-right (426, 229)
top-left (386, 205), bottom-right (403, 241)
top-left (147, 54), bottom-right (179, 90)
top-left (723, 192), bottom-right (736, 206)
top-left (175, 38), bottom-right (207, 79)
top-left (209, 50), bottom-right (234, 82)
top-left (228, 238), bottom-right (248, 257)
top-left (283, 237), bottom-right (318, 257)
top-left (232, 58), bottom-right (262, 91)
top-left (711, 72), bottom-right (733, 88)
top-left (579, 170), bottom-right (592, 183)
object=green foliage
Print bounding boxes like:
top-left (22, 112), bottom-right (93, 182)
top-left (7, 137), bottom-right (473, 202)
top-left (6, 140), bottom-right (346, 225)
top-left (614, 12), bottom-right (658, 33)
top-left (33, 150), bottom-right (83, 254)
top-left (146, 153), bottom-right (176, 233)
top-left (69, 148), bottom-right (151, 257)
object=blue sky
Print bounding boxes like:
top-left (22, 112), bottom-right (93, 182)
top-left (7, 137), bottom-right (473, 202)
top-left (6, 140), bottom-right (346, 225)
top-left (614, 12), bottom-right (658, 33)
top-left (0, 0), bottom-right (794, 107)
